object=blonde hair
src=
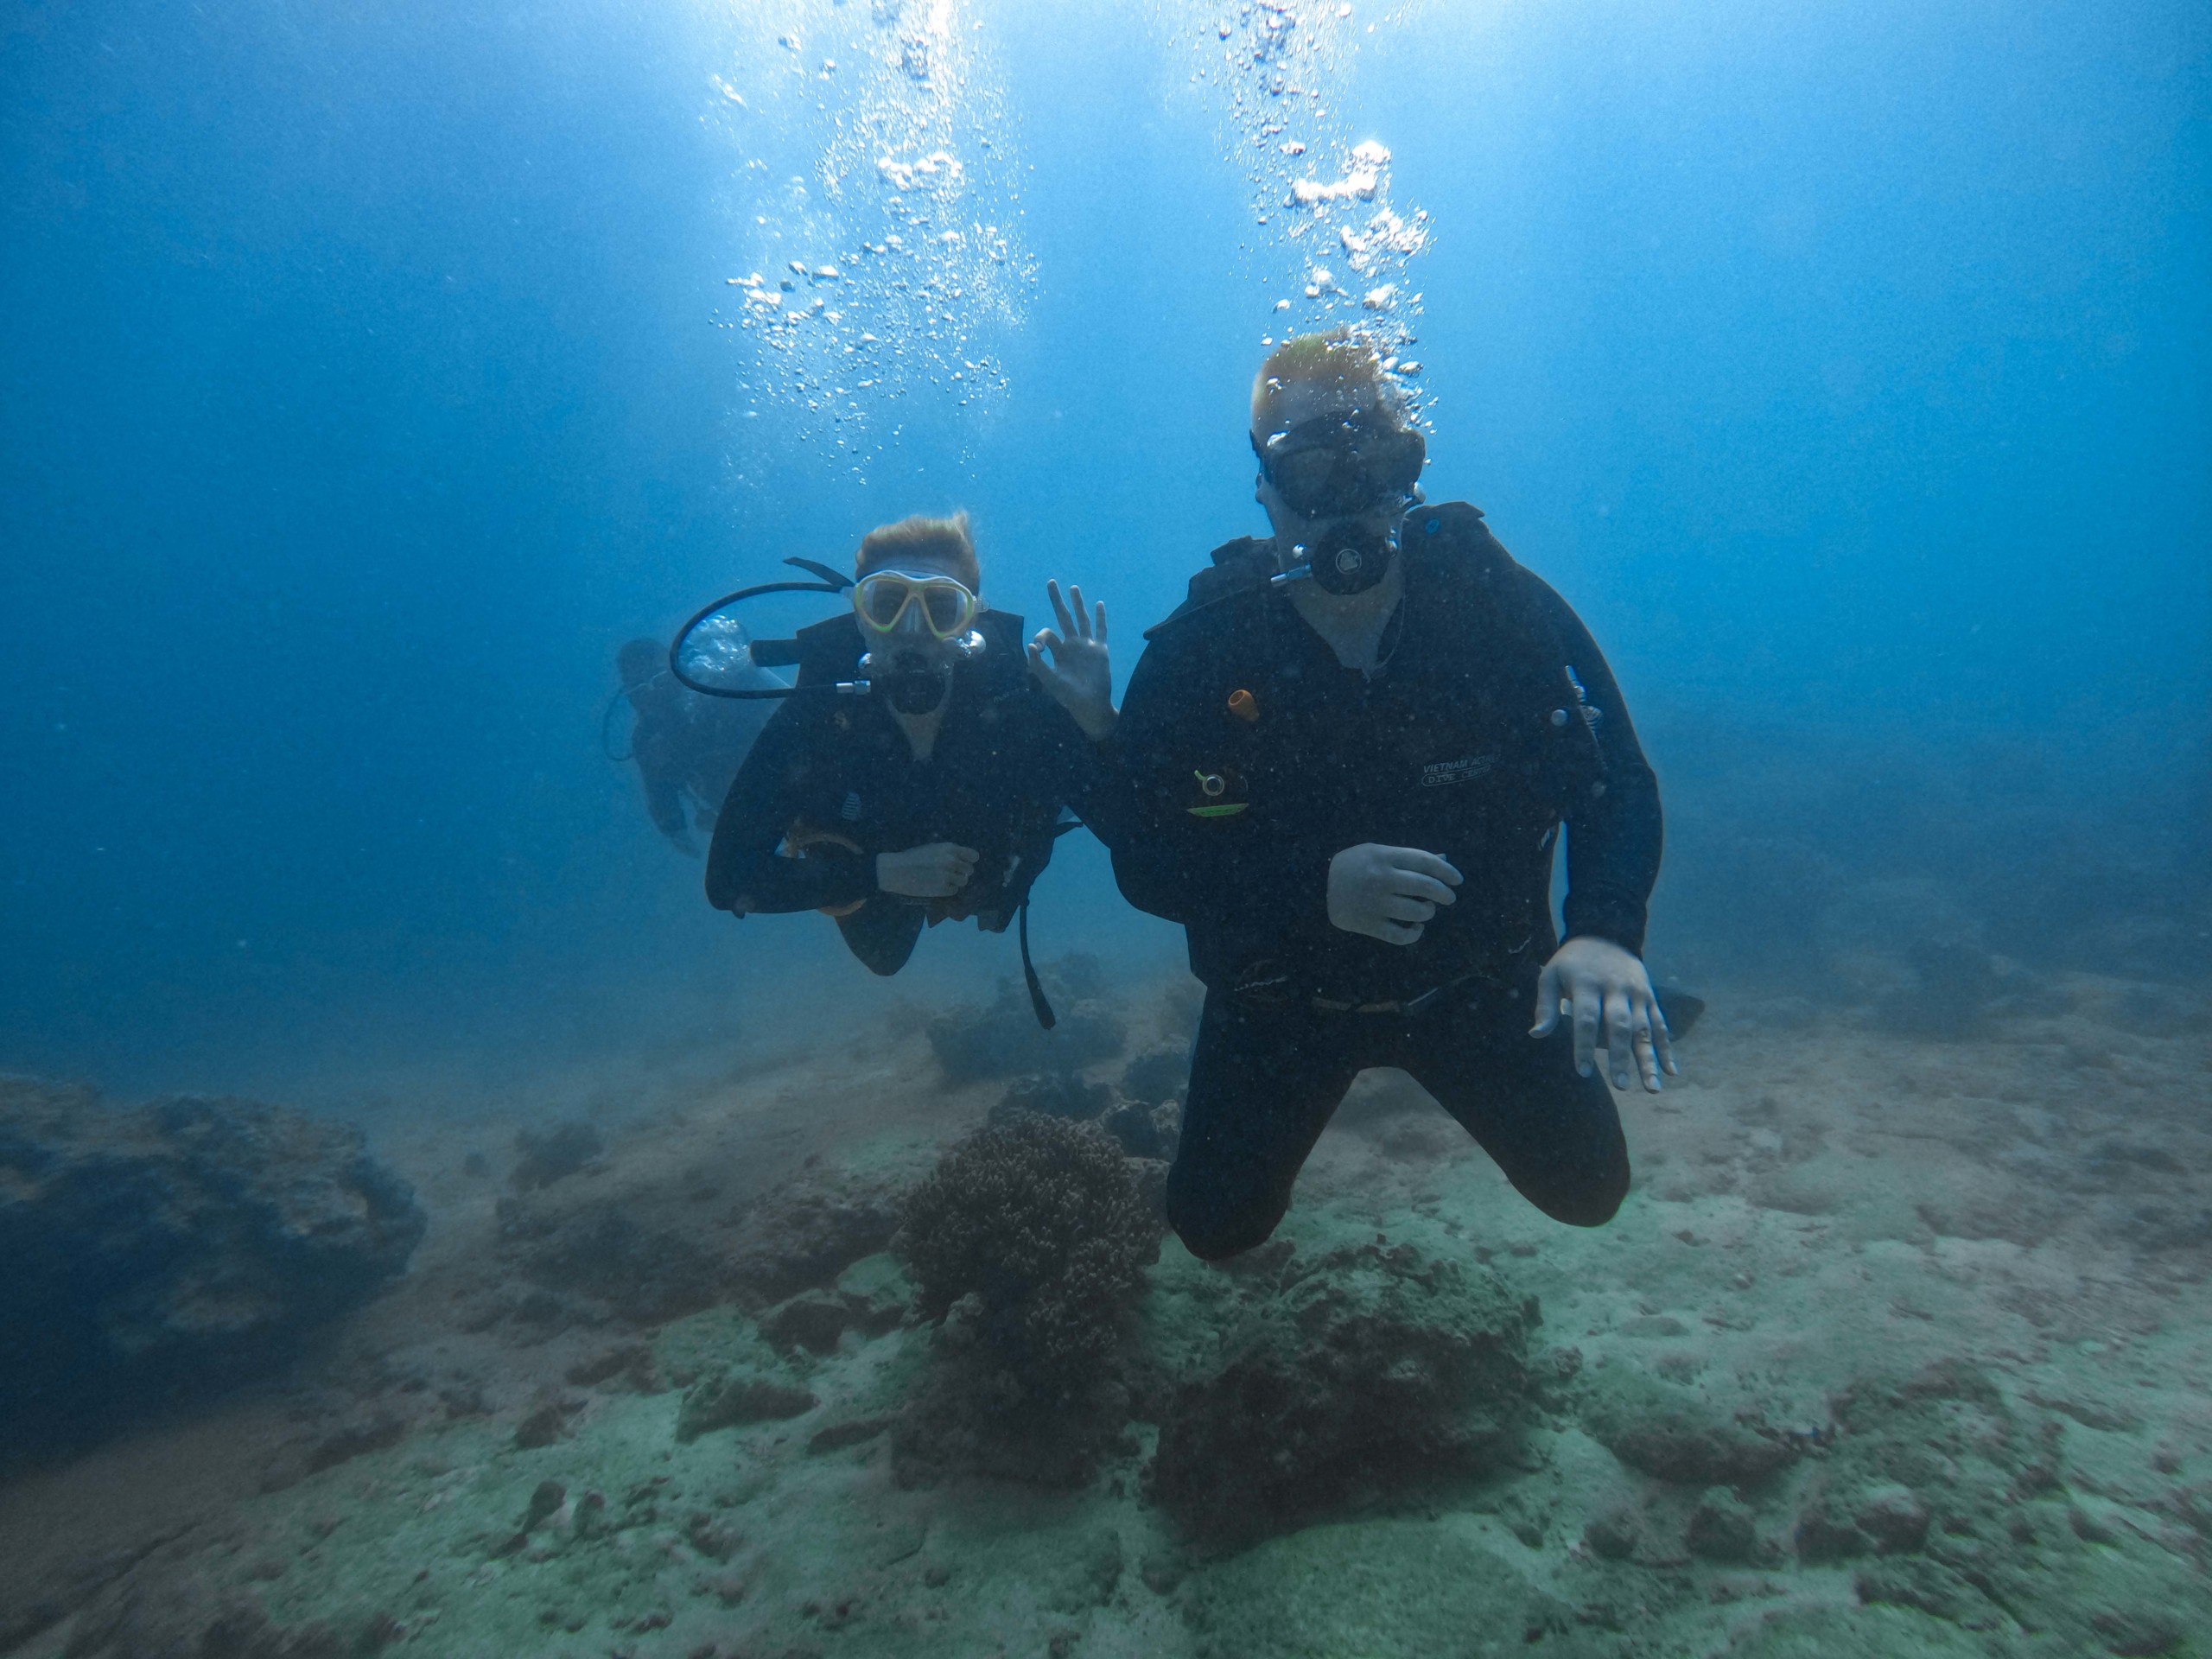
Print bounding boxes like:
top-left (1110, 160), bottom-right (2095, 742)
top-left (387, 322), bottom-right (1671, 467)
top-left (1250, 328), bottom-right (1404, 433)
top-left (855, 510), bottom-right (980, 592)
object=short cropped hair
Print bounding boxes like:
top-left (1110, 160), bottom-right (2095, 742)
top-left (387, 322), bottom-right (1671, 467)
top-left (1251, 328), bottom-right (1407, 434)
top-left (855, 510), bottom-right (980, 592)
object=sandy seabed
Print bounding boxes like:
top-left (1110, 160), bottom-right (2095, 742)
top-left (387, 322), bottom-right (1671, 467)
top-left (3, 969), bottom-right (2208, 1659)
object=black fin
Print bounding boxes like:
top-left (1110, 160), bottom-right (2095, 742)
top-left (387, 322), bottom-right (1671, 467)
top-left (1652, 986), bottom-right (1705, 1039)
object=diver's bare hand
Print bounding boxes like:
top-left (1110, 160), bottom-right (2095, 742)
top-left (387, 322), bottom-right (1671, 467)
top-left (1326, 843), bottom-right (1461, 945)
top-left (1027, 580), bottom-right (1116, 741)
top-left (877, 842), bottom-right (979, 899)
top-left (1531, 936), bottom-right (1676, 1092)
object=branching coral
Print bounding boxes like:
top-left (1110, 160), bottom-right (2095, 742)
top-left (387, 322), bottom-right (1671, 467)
top-left (893, 1116), bottom-right (1160, 1483)
top-left (899, 1115), bottom-right (1158, 1398)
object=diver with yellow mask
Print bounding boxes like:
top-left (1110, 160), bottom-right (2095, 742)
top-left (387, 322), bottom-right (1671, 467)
top-left (698, 512), bottom-right (1117, 1016)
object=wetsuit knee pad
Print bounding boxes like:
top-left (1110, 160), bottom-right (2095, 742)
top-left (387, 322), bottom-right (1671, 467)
top-left (1531, 1155), bottom-right (1630, 1229)
top-left (1163, 1176), bottom-right (1284, 1262)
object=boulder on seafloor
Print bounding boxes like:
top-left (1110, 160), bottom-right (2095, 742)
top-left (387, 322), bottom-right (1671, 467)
top-left (0, 1075), bottom-right (426, 1459)
top-left (1576, 1368), bottom-right (1801, 1487)
top-left (508, 1120), bottom-right (603, 1191)
top-left (988, 1071), bottom-right (1116, 1125)
top-left (1147, 1241), bottom-right (1536, 1542)
top-left (925, 958), bottom-right (1127, 1084)
top-left (725, 1171), bottom-right (906, 1306)
top-left (1119, 1044), bottom-right (1190, 1109)
top-left (676, 1363), bottom-right (818, 1441)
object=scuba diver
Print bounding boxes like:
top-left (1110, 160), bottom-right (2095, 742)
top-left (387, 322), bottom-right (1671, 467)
top-left (1109, 329), bottom-right (1672, 1261)
top-left (611, 635), bottom-right (778, 856)
top-left (699, 511), bottom-right (1118, 997)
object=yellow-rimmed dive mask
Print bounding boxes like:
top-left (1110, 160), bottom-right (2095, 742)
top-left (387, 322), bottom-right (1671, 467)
top-left (852, 569), bottom-right (981, 640)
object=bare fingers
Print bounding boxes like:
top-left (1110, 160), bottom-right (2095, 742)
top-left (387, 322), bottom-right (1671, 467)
top-left (1572, 988), bottom-right (1603, 1077)
top-left (1530, 963), bottom-right (1563, 1036)
top-left (1605, 988), bottom-right (1637, 1090)
top-left (1649, 997), bottom-right (1680, 1077)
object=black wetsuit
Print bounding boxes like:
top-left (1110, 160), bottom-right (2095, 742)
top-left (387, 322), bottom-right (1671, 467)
top-left (1112, 502), bottom-right (1662, 1258)
top-left (705, 609), bottom-right (1106, 976)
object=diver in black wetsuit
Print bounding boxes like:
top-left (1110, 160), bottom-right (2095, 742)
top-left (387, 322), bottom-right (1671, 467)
top-left (705, 511), bottom-right (1118, 978)
top-left (615, 637), bottom-right (775, 856)
top-left (1109, 331), bottom-right (1672, 1261)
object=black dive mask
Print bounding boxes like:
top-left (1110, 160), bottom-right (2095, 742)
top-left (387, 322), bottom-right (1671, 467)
top-left (1289, 515), bottom-right (1403, 595)
top-left (1253, 411), bottom-right (1427, 520)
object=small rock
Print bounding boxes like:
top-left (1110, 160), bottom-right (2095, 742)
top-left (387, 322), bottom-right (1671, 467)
top-left (1795, 1503), bottom-right (1868, 1563)
top-left (836, 1253), bottom-right (913, 1336)
top-left (1687, 1489), bottom-right (1760, 1562)
top-left (676, 1368), bottom-right (817, 1441)
top-left (1854, 1484), bottom-right (1930, 1554)
top-left (1580, 1373), bottom-right (1796, 1486)
top-left (1583, 1508), bottom-right (1640, 1560)
top-left (991, 1071), bottom-right (1115, 1125)
top-left (1138, 1550), bottom-right (1184, 1594)
top-left (565, 1343), bottom-right (655, 1389)
top-left (305, 1413), bottom-right (407, 1473)
top-left (1120, 1046), bottom-right (1189, 1107)
top-left (761, 1292), bottom-right (851, 1356)
top-left (686, 1511), bottom-right (742, 1561)
top-left (1099, 1099), bottom-right (1179, 1161)
top-left (700, 1569), bottom-right (750, 1607)
top-left (521, 1479), bottom-right (566, 1530)
top-left (808, 1415), bottom-right (893, 1453)
top-left (512, 1396), bottom-right (581, 1449)
top-left (509, 1122), bottom-right (602, 1191)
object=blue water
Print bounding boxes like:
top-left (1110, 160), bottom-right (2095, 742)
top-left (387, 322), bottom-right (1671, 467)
top-left (3, 0), bottom-right (2206, 1096)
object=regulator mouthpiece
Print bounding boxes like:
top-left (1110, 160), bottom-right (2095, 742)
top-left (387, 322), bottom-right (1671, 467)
top-left (1286, 518), bottom-right (1400, 595)
top-left (861, 646), bottom-right (954, 715)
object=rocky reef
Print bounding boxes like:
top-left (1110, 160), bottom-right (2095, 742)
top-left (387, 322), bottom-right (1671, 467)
top-left (925, 956), bottom-right (1128, 1083)
top-left (1148, 1239), bottom-right (1538, 1544)
top-left (0, 1075), bottom-right (425, 1461)
top-left (893, 1114), bottom-right (1161, 1484)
